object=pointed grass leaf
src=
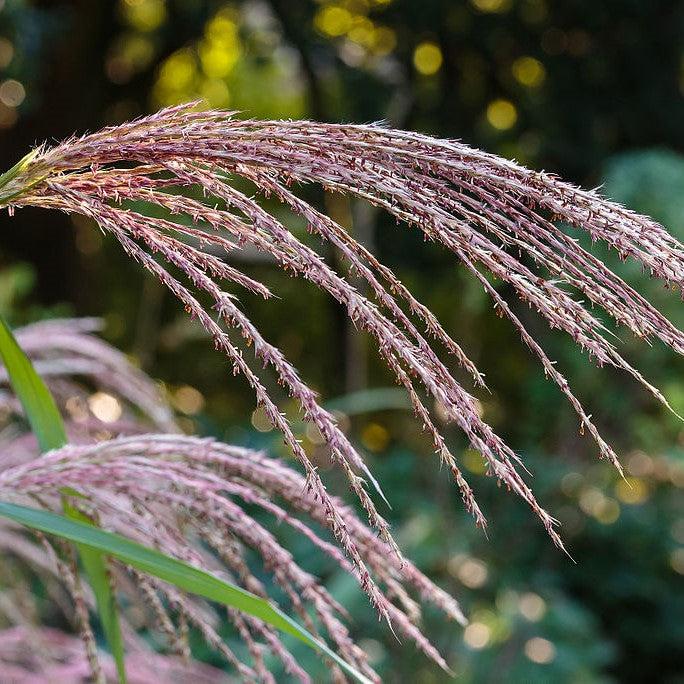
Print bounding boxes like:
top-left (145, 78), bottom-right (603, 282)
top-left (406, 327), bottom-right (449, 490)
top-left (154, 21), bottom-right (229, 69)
top-left (0, 313), bottom-right (66, 452)
top-left (0, 149), bottom-right (40, 201)
top-left (0, 315), bottom-right (127, 683)
top-left (0, 501), bottom-right (372, 684)
top-left (65, 500), bottom-right (127, 681)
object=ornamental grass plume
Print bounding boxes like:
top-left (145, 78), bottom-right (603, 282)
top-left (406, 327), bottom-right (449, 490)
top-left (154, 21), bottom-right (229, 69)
top-left (4, 317), bottom-right (177, 432)
top-left (1, 103), bottom-right (684, 677)
top-left (0, 319), bottom-right (463, 682)
top-left (0, 626), bottom-right (228, 683)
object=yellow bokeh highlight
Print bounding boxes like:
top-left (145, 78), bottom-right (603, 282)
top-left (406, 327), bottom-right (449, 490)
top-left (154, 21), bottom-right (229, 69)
top-left (315, 6), bottom-right (353, 37)
top-left (200, 13), bottom-right (240, 79)
top-left (199, 40), bottom-right (239, 79)
top-left (313, 5), bottom-right (395, 57)
top-left (206, 12), bottom-right (239, 45)
top-left (596, 498), bottom-right (620, 524)
top-left (158, 49), bottom-right (196, 90)
top-left (348, 16), bottom-right (376, 48)
top-left (615, 477), bottom-right (649, 504)
top-left (200, 78), bottom-right (231, 108)
top-left (512, 56), bottom-right (546, 87)
top-left (579, 487), bottom-right (620, 524)
top-left (413, 41), bottom-right (443, 76)
top-left (463, 448), bottom-right (487, 475)
top-left (120, 34), bottom-right (155, 68)
top-left (471, 0), bottom-right (512, 13)
top-left (372, 27), bottom-right (397, 55)
top-left (153, 48), bottom-right (197, 106)
top-left (172, 385), bottom-right (205, 415)
top-left (121, 0), bottom-right (167, 32)
top-left (486, 99), bottom-right (518, 130)
top-left (360, 422), bottom-right (390, 452)
top-left (152, 8), bottom-right (243, 107)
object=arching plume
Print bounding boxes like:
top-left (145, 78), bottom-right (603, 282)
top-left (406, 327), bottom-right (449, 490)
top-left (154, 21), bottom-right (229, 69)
top-left (2, 104), bottom-right (684, 679)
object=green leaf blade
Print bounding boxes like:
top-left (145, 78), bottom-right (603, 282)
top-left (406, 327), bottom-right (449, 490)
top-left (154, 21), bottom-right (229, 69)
top-left (0, 314), bottom-right (67, 452)
top-left (0, 316), bottom-right (368, 683)
top-left (0, 501), bottom-right (372, 684)
top-left (65, 501), bottom-right (126, 682)
top-left (0, 315), bottom-right (127, 684)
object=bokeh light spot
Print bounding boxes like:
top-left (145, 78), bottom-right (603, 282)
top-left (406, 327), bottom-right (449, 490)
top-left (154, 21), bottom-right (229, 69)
top-left (596, 498), bottom-right (620, 524)
top-left (314, 6), bottom-right (353, 37)
top-left (200, 78), bottom-right (231, 107)
top-left (88, 392), bottom-right (123, 424)
top-left (627, 451), bottom-right (654, 477)
top-left (0, 79), bottom-right (25, 107)
top-left (0, 38), bottom-right (14, 69)
top-left (361, 422), bottom-right (390, 452)
top-left (457, 557), bottom-right (489, 588)
top-left (199, 40), bottom-right (239, 79)
top-left (518, 592), bottom-right (546, 621)
top-left (413, 42), bottom-right (443, 76)
top-left (158, 49), bottom-right (196, 89)
top-left (486, 99), bottom-right (517, 130)
top-left (372, 27), bottom-right (397, 55)
top-left (463, 448), bottom-right (487, 474)
top-left (524, 637), bottom-right (556, 664)
top-left (615, 477), bottom-right (649, 505)
top-left (153, 48), bottom-right (197, 106)
top-left (173, 385), bottom-right (205, 416)
top-left (121, 0), bottom-right (167, 33)
top-left (470, 0), bottom-right (512, 13)
top-left (464, 622), bottom-right (491, 649)
top-left (251, 407), bottom-right (274, 432)
top-left (512, 56), bottom-right (546, 87)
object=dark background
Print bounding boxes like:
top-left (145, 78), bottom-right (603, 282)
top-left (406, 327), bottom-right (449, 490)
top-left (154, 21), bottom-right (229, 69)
top-left (1, 1), bottom-right (683, 681)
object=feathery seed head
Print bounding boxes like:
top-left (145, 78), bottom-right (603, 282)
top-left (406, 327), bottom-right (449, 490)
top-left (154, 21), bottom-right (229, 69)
top-left (2, 103), bottom-right (684, 677)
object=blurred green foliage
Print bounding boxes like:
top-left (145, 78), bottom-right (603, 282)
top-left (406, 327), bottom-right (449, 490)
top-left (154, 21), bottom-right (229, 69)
top-left (1, 1), bottom-right (683, 682)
